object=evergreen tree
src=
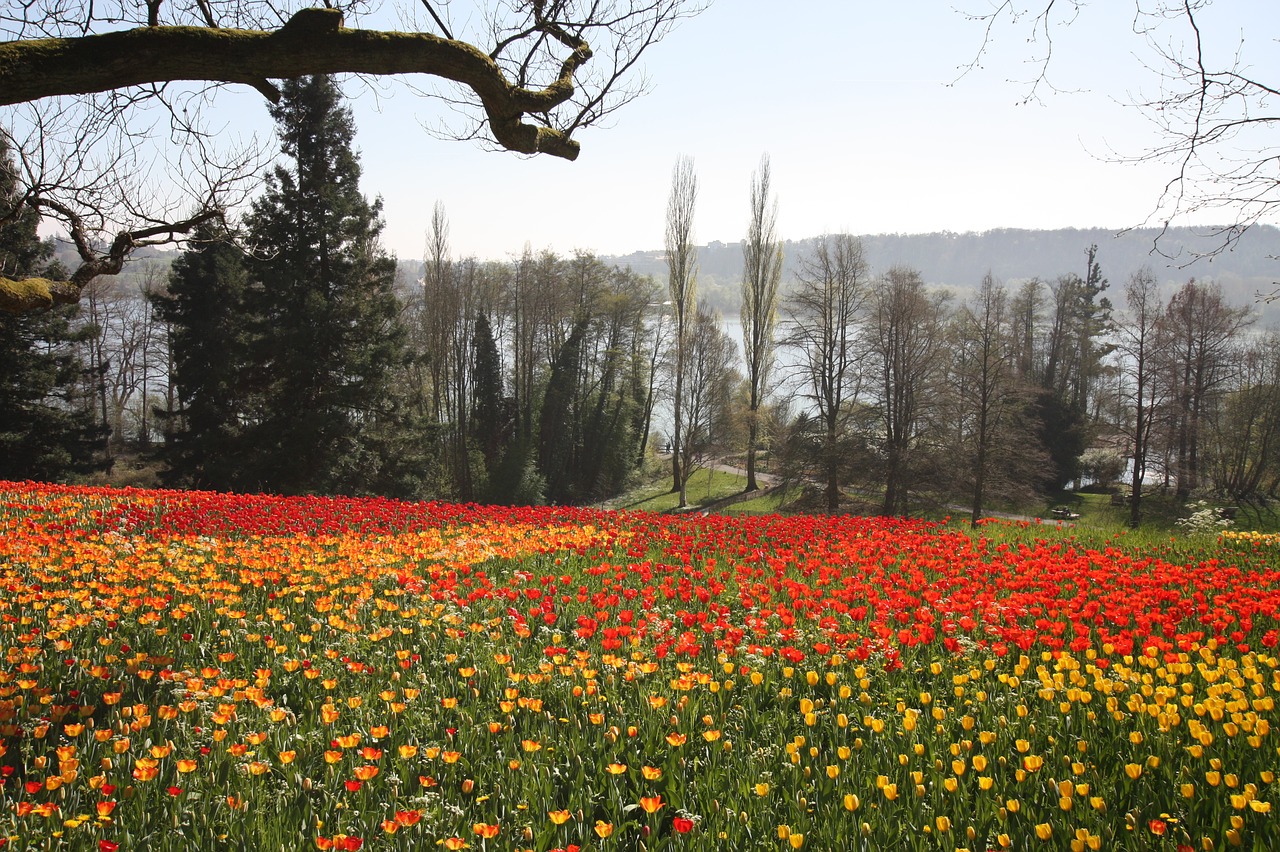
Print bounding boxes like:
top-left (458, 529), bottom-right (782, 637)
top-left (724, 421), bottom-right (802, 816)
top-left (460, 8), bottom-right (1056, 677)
top-left (471, 313), bottom-right (510, 472)
top-left (538, 317), bottom-right (588, 504)
top-left (241, 74), bottom-right (412, 495)
top-left (1035, 245), bottom-right (1113, 490)
top-left (158, 76), bottom-right (421, 496)
top-left (152, 224), bottom-right (258, 489)
top-left (0, 139), bottom-right (104, 480)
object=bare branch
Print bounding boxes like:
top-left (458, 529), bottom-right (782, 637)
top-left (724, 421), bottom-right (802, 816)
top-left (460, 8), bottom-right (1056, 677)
top-left (1, 1), bottom-right (701, 314)
top-left (955, 0), bottom-right (1085, 102)
top-left (963, 1), bottom-right (1279, 262)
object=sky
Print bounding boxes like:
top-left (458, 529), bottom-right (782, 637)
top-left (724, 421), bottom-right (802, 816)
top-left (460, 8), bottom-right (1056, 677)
top-left (91, 1), bottom-right (1280, 262)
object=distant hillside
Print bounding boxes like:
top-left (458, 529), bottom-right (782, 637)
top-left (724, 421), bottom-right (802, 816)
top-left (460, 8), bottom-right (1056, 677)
top-left (47, 225), bottom-right (1279, 322)
top-left (605, 225), bottom-right (1280, 321)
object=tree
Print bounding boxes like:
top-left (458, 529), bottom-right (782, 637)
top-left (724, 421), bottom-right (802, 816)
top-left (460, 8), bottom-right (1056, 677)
top-left (781, 234), bottom-right (869, 514)
top-left (247, 74), bottom-right (414, 495)
top-left (151, 225), bottom-right (258, 490)
top-left (1040, 246), bottom-right (1112, 416)
top-left (0, 306), bottom-right (105, 481)
top-left (675, 303), bottom-right (739, 499)
top-left (0, 1), bottom-right (699, 314)
top-left (1033, 246), bottom-right (1113, 490)
top-left (1115, 267), bottom-right (1169, 527)
top-left (538, 316), bottom-right (588, 504)
top-left (947, 272), bottom-right (1044, 527)
top-left (81, 268), bottom-right (169, 456)
top-left (1008, 278), bottom-right (1045, 384)
top-left (0, 138), bottom-right (104, 479)
top-left (1204, 332), bottom-right (1280, 502)
top-left (471, 312), bottom-right (510, 475)
top-left (161, 75), bottom-right (420, 496)
top-left (419, 206), bottom-right (486, 499)
top-left (1159, 280), bottom-right (1252, 499)
top-left (867, 266), bottom-right (948, 517)
top-left (577, 266), bottom-right (657, 498)
top-left (633, 292), bottom-right (671, 466)
top-left (665, 155), bottom-right (698, 507)
top-left (740, 153), bottom-right (783, 493)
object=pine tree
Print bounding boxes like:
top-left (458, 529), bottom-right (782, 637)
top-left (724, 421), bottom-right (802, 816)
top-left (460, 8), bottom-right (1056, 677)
top-left (0, 139), bottom-right (104, 480)
top-left (241, 75), bottom-right (411, 496)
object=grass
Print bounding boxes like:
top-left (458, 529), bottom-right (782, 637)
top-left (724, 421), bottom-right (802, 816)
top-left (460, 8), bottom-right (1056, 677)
top-left (722, 486), bottom-right (800, 516)
top-left (608, 457), bottom-right (1280, 545)
top-left (608, 465), bottom-right (750, 512)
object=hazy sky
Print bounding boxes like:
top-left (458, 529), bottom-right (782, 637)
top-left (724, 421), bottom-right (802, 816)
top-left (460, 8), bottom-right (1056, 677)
top-left (232, 1), bottom-right (1279, 261)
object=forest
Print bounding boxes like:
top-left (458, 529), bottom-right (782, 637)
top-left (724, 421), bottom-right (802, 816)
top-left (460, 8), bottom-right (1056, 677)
top-left (4, 75), bottom-right (1279, 523)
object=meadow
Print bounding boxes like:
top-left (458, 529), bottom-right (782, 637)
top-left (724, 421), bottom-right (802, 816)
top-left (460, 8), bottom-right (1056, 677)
top-left (1, 481), bottom-right (1278, 851)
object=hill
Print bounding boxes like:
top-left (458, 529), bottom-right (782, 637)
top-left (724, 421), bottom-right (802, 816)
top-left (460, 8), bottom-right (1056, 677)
top-left (605, 225), bottom-right (1280, 320)
top-left (48, 224), bottom-right (1280, 321)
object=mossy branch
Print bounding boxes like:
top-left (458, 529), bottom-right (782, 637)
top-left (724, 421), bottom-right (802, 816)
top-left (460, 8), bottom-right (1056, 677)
top-left (0, 276), bottom-right (81, 313)
top-left (0, 7), bottom-right (582, 159)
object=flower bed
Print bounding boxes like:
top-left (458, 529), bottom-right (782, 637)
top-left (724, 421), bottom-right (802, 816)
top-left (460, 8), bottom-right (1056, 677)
top-left (1, 482), bottom-right (1277, 850)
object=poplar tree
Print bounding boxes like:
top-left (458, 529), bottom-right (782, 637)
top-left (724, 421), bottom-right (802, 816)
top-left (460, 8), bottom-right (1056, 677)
top-left (740, 154), bottom-right (783, 492)
top-left (665, 155), bottom-right (698, 507)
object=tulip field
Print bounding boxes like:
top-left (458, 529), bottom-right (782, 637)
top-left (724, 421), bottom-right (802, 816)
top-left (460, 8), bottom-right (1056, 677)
top-left (2, 482), bottom-right (1280, 851)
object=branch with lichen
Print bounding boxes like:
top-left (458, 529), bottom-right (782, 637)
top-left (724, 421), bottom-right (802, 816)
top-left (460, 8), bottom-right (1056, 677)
top-left (0, 199), bottom-right (222, 315)
top-left (0, 7), bottom-right (582, 160)
top-left (0, 276), bottom-right (81, 313)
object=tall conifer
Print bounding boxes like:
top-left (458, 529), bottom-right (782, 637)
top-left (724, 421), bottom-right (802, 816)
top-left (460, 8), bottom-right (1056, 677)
top-left (0, 139), bottom-right (104, 480)
top-left (240, 75), bottom-right (409, 495)
top-left (152, 224), bottom-right (257, 489)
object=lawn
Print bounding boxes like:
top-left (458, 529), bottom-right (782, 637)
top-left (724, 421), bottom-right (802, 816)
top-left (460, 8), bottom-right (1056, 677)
top-left (607, 467), bottom-right (751, 513)
top-left (1, 481), bottom-right (1278, 850)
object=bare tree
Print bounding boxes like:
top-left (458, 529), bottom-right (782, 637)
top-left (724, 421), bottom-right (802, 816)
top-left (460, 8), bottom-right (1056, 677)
top-left (634, 298), bottom-right (670, 464)
top-left (868, 266), bottom-right (948, 517)
top-left (423, 201), bottom-right (455, 422)
top-left (966, 2), bottom-right (1280, 262)
top-left (0, 0), bottom-right (702, 314)
top-left (781, 234), bottom-right (869, 514)
top-left (1008, 277), bottom-right (1045, 383)
top-left (1116, 267), bottom-right (1169, 527)
top-left (664, 154), bottom-right (697, 507)
top-left (1205, 332), bottom-right (1280, 502)
top-left (676, 302), bottom-right (738, 500)
top-left (948, 272), bottom-right (1043, 527)
top-left (740, 153), bottom-right (783, 493)
top-left (1159, 279), bottom-right (1252, 499)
